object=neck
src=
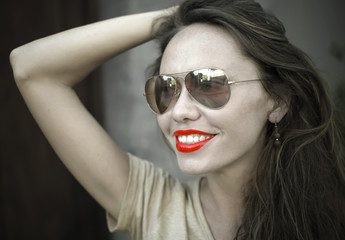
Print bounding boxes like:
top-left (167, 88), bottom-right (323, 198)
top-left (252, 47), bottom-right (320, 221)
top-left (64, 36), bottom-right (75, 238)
top-left (199, 152), bottom-right (258, 238)
top-left (199, 175), bottom-right (245, 239)
top-left (201, 165), bottom-right (252, 220)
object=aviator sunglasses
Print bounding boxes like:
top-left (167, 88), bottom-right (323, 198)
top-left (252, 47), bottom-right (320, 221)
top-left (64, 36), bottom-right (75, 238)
top-left (144, 68), bottom-right (262, 114)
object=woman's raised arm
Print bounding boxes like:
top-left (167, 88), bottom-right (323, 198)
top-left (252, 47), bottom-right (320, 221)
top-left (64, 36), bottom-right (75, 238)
top-left (9, 9), bottom-right (172, 220)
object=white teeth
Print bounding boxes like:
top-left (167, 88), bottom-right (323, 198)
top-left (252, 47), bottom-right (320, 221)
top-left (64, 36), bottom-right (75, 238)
top-left (187, 135), bottom-right (194, 143)
top-left (178, 134), bottom-right (212, 144)
top-left (193, 136), bottom-right (199, 142)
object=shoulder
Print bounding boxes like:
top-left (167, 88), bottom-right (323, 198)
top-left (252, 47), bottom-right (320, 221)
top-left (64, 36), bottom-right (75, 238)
top-left (113, 153), bottom-right (211, 239)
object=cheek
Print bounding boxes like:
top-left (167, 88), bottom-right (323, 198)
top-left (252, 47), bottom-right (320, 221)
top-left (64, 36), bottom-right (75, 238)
top-left (232, 84), bottom-right (272, 116)
top-left (157, 114), bottom-right (171, 137)
top-left (215, 88), bottom-right (271, 135)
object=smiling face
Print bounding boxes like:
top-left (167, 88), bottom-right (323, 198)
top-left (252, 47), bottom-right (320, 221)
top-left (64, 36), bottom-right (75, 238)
top-left (157, 23), bottom-right (275, 176)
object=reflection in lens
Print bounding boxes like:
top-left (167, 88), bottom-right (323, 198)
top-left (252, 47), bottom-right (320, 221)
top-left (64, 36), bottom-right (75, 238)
top-left (155, 76), bottom-right (176, 113)
top-left (186, 69), bottom-right (230, 108)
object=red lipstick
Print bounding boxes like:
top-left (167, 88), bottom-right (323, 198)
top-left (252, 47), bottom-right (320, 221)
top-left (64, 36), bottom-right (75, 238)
top-left (174, 130), bottom-right (215, 153)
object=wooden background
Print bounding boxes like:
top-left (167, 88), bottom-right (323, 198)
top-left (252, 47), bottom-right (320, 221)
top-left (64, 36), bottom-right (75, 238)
top-left (0, 0), bottom-right (108, 239)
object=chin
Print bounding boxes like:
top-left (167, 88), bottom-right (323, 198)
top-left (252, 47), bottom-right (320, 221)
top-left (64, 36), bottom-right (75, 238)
top-left (177, 157), bottom-right (210, 175)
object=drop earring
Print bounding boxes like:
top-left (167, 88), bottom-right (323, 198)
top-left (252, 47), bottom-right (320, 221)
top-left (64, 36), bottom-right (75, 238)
top-left (274, 122), bottom-right (281, 147)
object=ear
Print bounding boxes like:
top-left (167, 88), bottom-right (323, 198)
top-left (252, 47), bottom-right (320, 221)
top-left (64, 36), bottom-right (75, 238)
top-left (268, 98), bottom-right (289, 123)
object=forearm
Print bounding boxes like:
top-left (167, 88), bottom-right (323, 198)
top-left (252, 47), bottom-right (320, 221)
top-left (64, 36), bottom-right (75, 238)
top-left (10, 9), bottom-right (170, 87)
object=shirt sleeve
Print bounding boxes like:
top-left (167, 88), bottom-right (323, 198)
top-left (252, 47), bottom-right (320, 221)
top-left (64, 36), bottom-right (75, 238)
top-left (106, 153), bottom-right (184, 238)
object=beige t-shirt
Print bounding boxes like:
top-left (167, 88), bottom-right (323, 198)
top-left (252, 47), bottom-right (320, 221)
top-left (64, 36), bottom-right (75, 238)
top-left (106, 153), bottom-right (215, 240)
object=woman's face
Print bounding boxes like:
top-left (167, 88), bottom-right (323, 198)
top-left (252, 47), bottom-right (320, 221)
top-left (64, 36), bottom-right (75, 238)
top-left (157, 23), bottom-right (275, 176)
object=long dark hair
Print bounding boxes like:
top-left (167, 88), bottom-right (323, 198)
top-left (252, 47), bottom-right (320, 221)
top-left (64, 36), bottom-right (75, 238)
top-left (149, 0), bottom-right (345, 239)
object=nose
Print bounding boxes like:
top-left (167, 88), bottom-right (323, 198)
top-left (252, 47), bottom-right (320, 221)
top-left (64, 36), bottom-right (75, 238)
top-left (171, 87), bottom-right (201, 122)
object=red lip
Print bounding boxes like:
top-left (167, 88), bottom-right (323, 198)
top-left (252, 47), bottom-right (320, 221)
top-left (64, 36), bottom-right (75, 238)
top-left (174, 129), bottom-right (215, 153)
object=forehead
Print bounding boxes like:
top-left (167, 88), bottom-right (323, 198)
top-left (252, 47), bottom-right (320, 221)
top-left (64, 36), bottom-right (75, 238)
top-left (160, 23), bottom-right (251, 75)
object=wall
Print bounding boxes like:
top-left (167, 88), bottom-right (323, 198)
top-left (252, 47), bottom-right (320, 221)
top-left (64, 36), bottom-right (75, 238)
top-left (271, 0), bottom-right (345, 90)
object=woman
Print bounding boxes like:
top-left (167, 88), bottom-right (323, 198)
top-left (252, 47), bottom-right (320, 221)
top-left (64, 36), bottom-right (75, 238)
top-left (10, 0), bottom-right (345, 239)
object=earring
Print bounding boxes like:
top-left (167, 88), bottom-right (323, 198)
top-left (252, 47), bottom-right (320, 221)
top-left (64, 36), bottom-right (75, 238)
top-left (274, 122), bottom-right (281, 147)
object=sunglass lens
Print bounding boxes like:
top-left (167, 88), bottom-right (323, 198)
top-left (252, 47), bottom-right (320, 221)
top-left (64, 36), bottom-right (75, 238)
top-left (145, 75), bottom-right (176, 114)
top-left (186, 69), bottom-right (230, 108)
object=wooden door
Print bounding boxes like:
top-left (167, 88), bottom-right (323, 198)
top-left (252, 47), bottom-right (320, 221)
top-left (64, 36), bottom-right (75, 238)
top-left (0, 1), bottom-right (109, 239)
